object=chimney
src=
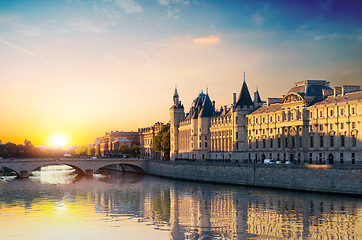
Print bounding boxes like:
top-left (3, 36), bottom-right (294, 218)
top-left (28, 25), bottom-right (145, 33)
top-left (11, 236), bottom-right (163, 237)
top-left (233, 93), bottom-right (236, 105)
top-left (212, 101), bottom-right (215, 109)
top-left (224, 105), bottom-right (227, 111)
top-left (334, 87), bottom-right (342, 97)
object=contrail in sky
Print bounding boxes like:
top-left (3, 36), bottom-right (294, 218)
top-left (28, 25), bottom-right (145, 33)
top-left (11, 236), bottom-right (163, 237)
top-left (0, 37), bottom-right (67, 72)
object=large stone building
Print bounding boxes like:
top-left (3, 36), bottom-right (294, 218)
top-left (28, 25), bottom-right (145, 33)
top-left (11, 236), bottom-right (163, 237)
top-left (247, 80), bottom-right (361, 164)
top-left (138, 122), bottom-right (167, 159)
top-left (170, 78), bottom-right (361, 164)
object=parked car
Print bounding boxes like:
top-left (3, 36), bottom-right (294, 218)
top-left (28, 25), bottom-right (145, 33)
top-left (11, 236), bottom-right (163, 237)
top-left (264, 159), bottom-right (275, 164)
top-left (276, 160), bottom-right (282, 164)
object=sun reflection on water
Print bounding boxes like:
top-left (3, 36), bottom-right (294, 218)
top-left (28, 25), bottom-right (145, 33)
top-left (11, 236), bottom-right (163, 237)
top-left (30, 165), bottom-right (78, 184)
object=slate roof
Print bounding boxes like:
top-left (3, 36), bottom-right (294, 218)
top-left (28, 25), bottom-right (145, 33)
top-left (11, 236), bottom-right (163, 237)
top-left (287, 81), bottom-right (332, 98)
top-left (254, 89), bottom-right (262, 103)
top-left (247, 104), bottom-right (282, 115)
top-left (185, 92), bottom-right (215, 119)
top-left (236, 81), bottom-right (253, 107)
top-left (199, 94), bottom-right (215, 117)
top-left (311, 90), bottom-right (362, 107)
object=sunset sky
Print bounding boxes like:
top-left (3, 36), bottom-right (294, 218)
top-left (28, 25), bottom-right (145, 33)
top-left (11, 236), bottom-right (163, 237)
top-left (0, 0), bottom-right (361, 146)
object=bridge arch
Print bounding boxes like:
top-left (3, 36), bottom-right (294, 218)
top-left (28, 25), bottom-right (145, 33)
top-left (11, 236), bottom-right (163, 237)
top-left (94, 163), bottom-right (146, 175)
top-left (31, 163), bottom-right (86, 176)
top-left (1, 166), bottom-right (20, 177)
top-left (0, 158), bottom-right (147, 178)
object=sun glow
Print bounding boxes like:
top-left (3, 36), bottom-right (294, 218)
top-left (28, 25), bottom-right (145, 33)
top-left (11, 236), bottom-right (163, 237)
top-left (50, 134), bottom-right (69, 147)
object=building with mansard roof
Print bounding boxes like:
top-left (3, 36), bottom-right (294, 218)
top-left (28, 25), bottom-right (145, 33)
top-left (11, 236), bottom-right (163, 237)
top-left (246, 80), bottom-right (361, 164)
top-left (170, 78), bottom-right (361, 164)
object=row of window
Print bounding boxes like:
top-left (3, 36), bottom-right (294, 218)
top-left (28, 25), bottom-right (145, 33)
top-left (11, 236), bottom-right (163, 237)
top-left (248, 135), bottom-right (357, 149)
top-left (310, 135), bottom-right (357, 148)
top-left (310, 122), bottom-right (357, 131)
top-left (211, 116), bottom-right (232, 125)
top-left (310, 106), bottom-right (357, 119)
top-left (248, 106), bottom-right (357, 125)
top-left (210, 130), bottom-right (233, 138)
top-left (247, 121), bottom-right (357, 137)
top-left (248, 152), bottom-right (357, 164)
top-left (249, 137), bottom-right (299, 149)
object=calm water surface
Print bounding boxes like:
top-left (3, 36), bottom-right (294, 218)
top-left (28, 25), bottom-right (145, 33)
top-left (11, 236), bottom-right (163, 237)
top-left (0, 165), bottom-right (361, 240)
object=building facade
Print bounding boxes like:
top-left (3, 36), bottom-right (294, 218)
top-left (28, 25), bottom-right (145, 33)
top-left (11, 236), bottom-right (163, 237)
top-left (97, 131), bottom-right (139, 157)
top-left (170, 78), bottom-right (361, 164)
top-left (247, 81), bottom-right (361, 164)
top-left (139, 122), bottom-right (167, 159)
top-left (170, 75), bottom-right (262, 161)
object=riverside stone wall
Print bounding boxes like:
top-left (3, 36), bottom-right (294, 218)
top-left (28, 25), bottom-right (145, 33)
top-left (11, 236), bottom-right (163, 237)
top-left (146, 161), bottom-right (362, 195)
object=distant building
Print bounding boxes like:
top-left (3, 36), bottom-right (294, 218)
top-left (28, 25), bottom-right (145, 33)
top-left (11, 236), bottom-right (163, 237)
top-left (170, 77), bottom-right (361, 164)
top-left (139, 122), bottom-right (166, 159)
top-left (97, 131), bottom-right (139, 157)
top-left (94, 137), bottom-right (102, 145)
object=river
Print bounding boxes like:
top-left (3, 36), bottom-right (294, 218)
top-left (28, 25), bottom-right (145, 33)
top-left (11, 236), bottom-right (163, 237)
top-left (0, 165), bottom-right (361, 240)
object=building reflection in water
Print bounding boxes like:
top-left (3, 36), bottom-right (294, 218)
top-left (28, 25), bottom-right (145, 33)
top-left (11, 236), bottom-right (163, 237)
top-left (0, 169), bottom-right (360, 240)
top-left (140, 182), bottom-right (361, 240)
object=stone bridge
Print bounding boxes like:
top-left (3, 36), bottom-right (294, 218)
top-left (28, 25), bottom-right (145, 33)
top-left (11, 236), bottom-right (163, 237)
top-left (0, 158), bottom-right (148, 178)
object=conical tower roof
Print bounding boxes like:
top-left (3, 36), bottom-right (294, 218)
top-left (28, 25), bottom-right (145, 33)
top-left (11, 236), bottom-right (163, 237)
top-left (236, 80), bottom-right (253, 107)
top-left (254, 88), bottom-right (262, 103)
top-left (199, 94), bottom-right (214, 117)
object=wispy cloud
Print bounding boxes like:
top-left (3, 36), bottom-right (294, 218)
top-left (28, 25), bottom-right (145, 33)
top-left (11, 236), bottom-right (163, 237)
top-left (193, 35), bottom-right (220, 45)
top-left (313, 33), bottom-right (362, 43)
top-left (158, 0), bottom-right (189, 20)
top-left (111, 0), bottom-right (143, 14)
top-left (0, 37), bottom-right (66, 72)
top-left (161, 9), bottom-right (180, 20)
top-left (158, 0), bottom-right (189, 6)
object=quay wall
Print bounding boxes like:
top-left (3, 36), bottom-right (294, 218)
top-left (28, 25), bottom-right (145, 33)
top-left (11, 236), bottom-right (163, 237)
top-left (146, 161), bottom-right (362, 195)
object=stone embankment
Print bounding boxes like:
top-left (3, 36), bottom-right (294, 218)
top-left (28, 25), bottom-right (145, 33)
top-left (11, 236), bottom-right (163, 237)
top-left (146, 160), bottom-right (362, 195)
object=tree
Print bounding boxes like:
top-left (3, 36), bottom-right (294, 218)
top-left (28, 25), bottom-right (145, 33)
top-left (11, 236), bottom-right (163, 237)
top-left (153, 124), bottom-right (170, 159)
top-left (87, 147), bottom-right (95, 156)
top-left (75, 146), bottom-right (88, 156)
top-left (119, 144), bottom-right (131, 155)
top-left (5, 142), bottom-right (19, 157)
top-left (24, 139), bottom-right (38, 158)
top-left (0, 144), bottom-right (7, 157)
top-left (131, 145), bottom-right (140, 157)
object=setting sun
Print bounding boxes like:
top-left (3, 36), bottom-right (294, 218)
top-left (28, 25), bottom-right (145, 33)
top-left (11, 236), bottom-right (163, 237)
top-left (50, 134), bottom-right (69, 147)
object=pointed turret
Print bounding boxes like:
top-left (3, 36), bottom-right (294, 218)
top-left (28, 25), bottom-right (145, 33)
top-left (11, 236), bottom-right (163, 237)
top-left (170, 87), bottom-right (185, 161)
top-left (171, 87), bottom-right (183, 109)
top-left (253, 87), bottom-right (263, 108)
top-left (236, 73), bottom-right (253, 108)
top-left (199, 93), bottom-right (215, 117)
